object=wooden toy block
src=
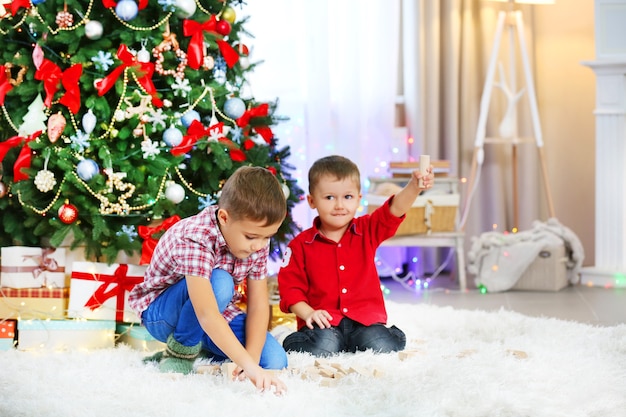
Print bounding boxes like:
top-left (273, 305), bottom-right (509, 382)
top-left (372, 368), bottom-right (385, 378)
top-left (222, 362), bottom-right (239, 382)
top-left (348, 365), bottom-right (371, 377)
top-left (330, 363), bottom-right (349, 375)
top-left (398, 349), bottom-right (426, 360)
top-left (318, 367), bottom-right (335, 378)
top-left (319, 377), bottom-right (339, 387)
top-left (456, 349), bottom-right (477, 358)
top-left (506, 349), bottom-right (528, 359)
top-left (195, 364), bottom-right (221, 375)
top-left (314, 358), bottom-right (329, 367)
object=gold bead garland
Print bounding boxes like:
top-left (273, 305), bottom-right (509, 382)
top-left (32, 0), bottom-right (95, 35)
top-left (174, 166), bottom-right (209, 198)
top-left (109, 8), bottom-right (172, 32)
top-left (17, 176), bottom-right (67, 216)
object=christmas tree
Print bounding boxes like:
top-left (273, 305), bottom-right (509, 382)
top-left (0, 0), bottom-right (304, 262)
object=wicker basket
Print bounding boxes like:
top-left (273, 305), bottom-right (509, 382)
top-left (366, 194), bottom-right (459, 235)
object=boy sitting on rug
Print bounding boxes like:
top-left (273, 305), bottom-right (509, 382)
top-left (128, 166), bottom-right (287, 394)
top-left (277, 155), bottom-right (434, 356)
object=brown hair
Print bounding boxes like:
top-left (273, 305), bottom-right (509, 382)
top-left (219, 166), bottom-right (286, 226)
top-left (308, 155), bottom-right (361, 194)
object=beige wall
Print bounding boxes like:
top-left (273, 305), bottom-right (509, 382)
top-left (534, 1), bottom-right (596, 266)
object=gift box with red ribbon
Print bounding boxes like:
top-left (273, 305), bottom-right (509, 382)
top-left (1, 246), bottom-right (66, 289)
top-left (0, 287), bottom-right (69, 320)
top-left (67, 262), bottom-right (146, 323)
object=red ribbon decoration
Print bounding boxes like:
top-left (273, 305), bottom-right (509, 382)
top-left (183, 17), bottom-right (239, 70)
top-left (137, 215), bottom-right (181, 264)
top-left (72, 264), bottom-right (144, 322)
top-left (0, 65), bottom-right (13, 105)
top-left (102, 0), bottom-right (148, 10)
top-left (0, 131), bottom-right (42, 181)
top-left (34, 59), bottom-right (83, 114)
top-left (95, 44), bottom-right (163, 108)
top-left (236, 103), bottom-right (274, 144)
top-left (170, 120), bottom-right (207, 156)
top-left (10, 0), bottom-right (30, 15)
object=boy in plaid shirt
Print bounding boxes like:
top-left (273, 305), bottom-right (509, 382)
top-left (129, 166), bottom-right (287, 394)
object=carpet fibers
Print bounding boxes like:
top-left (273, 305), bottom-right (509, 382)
top-left (1, 302), bottom-right (624, 417)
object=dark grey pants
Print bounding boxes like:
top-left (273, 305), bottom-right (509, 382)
top-left (283, 317), bottom-right (406, 357)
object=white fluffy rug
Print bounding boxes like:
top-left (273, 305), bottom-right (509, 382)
top-left (1, 302), bottom-right (625, 417)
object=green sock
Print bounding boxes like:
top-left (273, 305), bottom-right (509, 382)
top-left (158, 334), bottom-right (202, 375)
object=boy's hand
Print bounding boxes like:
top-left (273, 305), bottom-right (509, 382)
top-left (414, 166), bottom-right (434, 191)
top-left (238, 366), bottom-right (287, 395)
top-left (305, 309), bottom-right (333, 329)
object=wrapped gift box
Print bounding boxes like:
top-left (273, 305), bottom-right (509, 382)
top-left (17, 319), bottom-right (116, 351)
top-left (116, 323), bottom-right (165, 352)
top-left (68, 262), bottom-right (146, 323)
top-left (1, 247), bottom-right (66, 288)
top-left (0, 319), bottom-right (16, 350)
top-left (0, 287), bottom-right (68, 319)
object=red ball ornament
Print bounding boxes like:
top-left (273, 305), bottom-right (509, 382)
top-left (215, 20), bottom-right (231, 36)
top-left (233, 43), bottom-right (249, 56)
top-left (58, 201), bottom-right (79, 224)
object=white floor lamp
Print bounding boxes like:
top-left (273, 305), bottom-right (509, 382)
top-left (463, 0), bottom-right (556, 231)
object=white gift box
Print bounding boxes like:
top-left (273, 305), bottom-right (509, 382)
top-left (68, 262), bottom-right (146, 323)
top-left (0, 247), bottom-right (66, 289)
top-left (17, 319), bottom-right (116, 351)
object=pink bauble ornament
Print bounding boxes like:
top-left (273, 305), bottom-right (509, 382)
top-left (0, 182), bottom-right (6, 198)
top-left (58, 202), bottom-right (78, 224)
top-left (47, 112), bottom-right (66, 143)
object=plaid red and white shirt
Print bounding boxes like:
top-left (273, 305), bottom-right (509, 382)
top-left (128, 206), bottom-right (269, 322)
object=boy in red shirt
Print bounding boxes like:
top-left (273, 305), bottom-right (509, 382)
top-left (278, 155), bottom-right (434, 356)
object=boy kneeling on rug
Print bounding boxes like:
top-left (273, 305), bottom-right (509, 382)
top-left (129, 166), bottom-right (287, 393)
top-left (278, 155), bottom-right (434, 357)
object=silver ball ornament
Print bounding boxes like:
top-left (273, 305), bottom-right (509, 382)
top-left (76, 159), bottom-right (99, 181)
top-left (85, 20), bottom-right (104, 40)
top-left (165, 182), bottom-right (185, 204)
top-left (163, 126), bottom-right (183, 147)
top-left (116, 0), bottom-right (138, 21)
top-left (223, 97), bottom-right (246, 119)
top-left (181, 110), bottom-right (201, 128)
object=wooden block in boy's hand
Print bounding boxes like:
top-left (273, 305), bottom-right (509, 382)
top-left (222, 362), bottom-right (239, 382)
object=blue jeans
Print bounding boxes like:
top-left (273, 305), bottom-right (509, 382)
top-left (141, 269), bottom-right (287, 369)
top-left (282, 317), bottom-right (406, 357)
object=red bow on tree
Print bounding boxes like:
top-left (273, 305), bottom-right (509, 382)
top-left (183, 17), bottom-right (239, 70)
top-left (102, 0), bottom-right (148, 10)
top-left (0, 131), bottom-right (42, 181)
top-left (0, 65), bottom-right (13, 105)
top-left (236, 103), bottom-right (274, 144)
top-left (34, 59), bottom-right (83, 114)
top-left (95, 44), bottom-right (163, 108)
top-left (9, 0), bottom-right (30, 15)
top-left (137, 215), bottom-right (181, 264)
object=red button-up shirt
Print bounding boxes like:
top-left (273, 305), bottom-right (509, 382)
top-left (278, 197), bottom-right (403, 330)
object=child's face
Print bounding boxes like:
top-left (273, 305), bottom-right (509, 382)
top-left (217, 209), bottom-right (281, 259)
top-left (307, 175), bottom-right (361, 231)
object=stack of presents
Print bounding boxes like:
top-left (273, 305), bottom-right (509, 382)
top-left (0, 222), bottom-right (175, 352)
